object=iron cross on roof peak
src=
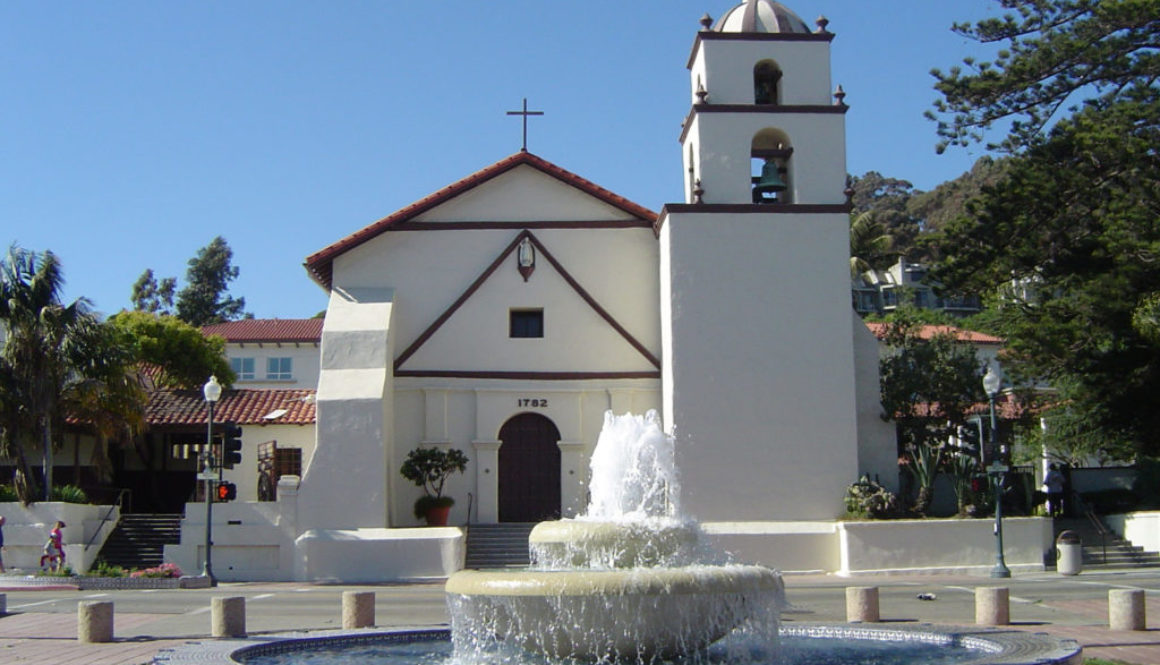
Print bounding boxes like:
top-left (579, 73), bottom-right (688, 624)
top-left (506, 98), bottom-right (544, 152)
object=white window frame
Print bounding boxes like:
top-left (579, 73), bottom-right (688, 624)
top-left (231, 357), bottom-right (255, 381)
top-left (266, 356), bottom-right (293, 381)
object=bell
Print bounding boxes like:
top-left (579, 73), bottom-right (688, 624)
top-left (751, 160), bottom-right (787, 202)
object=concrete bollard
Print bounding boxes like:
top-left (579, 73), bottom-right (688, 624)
top-left (343, 590), bottom-right (376, 629)
top-left (846, 586), bottom-right (880, 623)
top-left (1109, 589), bottom-right (1146, 631)
top-left (77, 600), bottom-right (114, 643)
top-left (211, 596), bottom-right (247, 638)
top-left (975, 587), bottom-right (1010, 626)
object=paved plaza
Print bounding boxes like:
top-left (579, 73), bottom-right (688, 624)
top-left (0, 568), bottom-right (1156, 664)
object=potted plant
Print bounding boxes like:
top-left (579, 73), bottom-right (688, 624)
top-left (400, 446), bottom-right (469, 526)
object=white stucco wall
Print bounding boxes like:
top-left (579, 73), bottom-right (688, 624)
top-left (660, 210), bottom-right (859, 521)
top-left (853, 320), bottom-right (898, 492)
top-left (226, 343), bottom-right (320, 389)
top-left (690, 38), bottom-right (833, 106)
top-left (684, 112), bottom-right (847, 205)
top-left (837, 517), bottom-right (1051, 576)
top-left (297, 287), bottom-right (394, 532)
top-left (391, 379), bottom-right (661, 526)
top-left (1105, 511), bottom-right (1160, 553)
top-left (0, 503), bottom-right (119, 573)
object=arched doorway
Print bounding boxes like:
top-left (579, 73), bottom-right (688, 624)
top-left (498, 413), bottom-right (561, 522)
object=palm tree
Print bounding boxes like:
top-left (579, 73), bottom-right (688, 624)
top-left (849, 210), bottom-right (895, 279)
top-left (0, 246), bottom-right (141, 502)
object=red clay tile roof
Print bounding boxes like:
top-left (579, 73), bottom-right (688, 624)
top-left (147, 388), bottom-right (316, 427)
top-left (303, 151), bottom-right (659, 289)
top-left (865, 322), bottom-right (1003, 345)
top-left (202, 319), bottom-right (322, 344)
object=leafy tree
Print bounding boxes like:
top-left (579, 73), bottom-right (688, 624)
top-left (879, 308), bottom-right (987, 514)
top-left (130, 269), bottom-right (176, 315)
top-left (908, 156), bottom-right (1009, 239)
top-left (849, 210), bottom-right (895, 278)
top-left (0, 246), bottom-right (141, 502)
top-left (929, 0), bottom-right (1160, 153)
top-left (932, 91), bottom-right (1160, 458)
top-left (107, 311), bottom-right (234, 390)
top-left (849, 172), bottom-right (922, 261)
top-left (927, 0), bottom-right (1160, 459)
top-left (175, 236), bottom-right (249, 326)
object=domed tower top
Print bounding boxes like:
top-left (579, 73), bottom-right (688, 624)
top-left (711, 0), bottom-right (811, 34)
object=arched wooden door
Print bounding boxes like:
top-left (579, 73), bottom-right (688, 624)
top-left (498, 413), bottom-right (561, 522)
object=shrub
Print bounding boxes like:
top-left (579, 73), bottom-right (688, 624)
top-left (37, 565), bottom-right (74, 577)
top-left (88, 560), bottom-right (128, 578)
top-left (130, 563), bottom-right (182, 579)
top-left (0, 485), bottom-right (17, 502)
top-left (49, 485), bottom-right (89, 504)
top-left (844, 476), bottom-right (903, 519)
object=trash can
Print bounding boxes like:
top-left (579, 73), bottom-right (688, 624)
top-left (1056, 530), bottom-right (1082, 576)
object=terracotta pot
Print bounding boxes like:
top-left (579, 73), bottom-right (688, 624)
top-left (425, 504), bottom-right (452, 526)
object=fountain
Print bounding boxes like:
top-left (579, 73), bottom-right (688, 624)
top-left (445, 410), bottom-right (785, 661)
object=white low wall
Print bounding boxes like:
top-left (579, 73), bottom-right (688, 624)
top-left (702, 521), bottom-right (839, 573)
top-left (837, 517), bottom-right (1051, 576)
top-left (295, 527), bottom-right (464, 582)
top-left (1105, 511), bottom-right (1160, 553)
top-left (0, 502), bottom-right (119, 573)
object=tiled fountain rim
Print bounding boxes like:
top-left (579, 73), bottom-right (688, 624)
top-left (151, 623), bottom-right (1082, 665)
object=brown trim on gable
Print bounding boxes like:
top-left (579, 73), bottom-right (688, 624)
top-left (393, 229), bottom-right (662, 373)
top-left (655, 203), bottom-right (853, 234)
top-left (304, 152), bottom-right (658, 290)
top-left (395, 370), bottom-right (661, 380)
top-left (396, 220), bottom-right (653, 231)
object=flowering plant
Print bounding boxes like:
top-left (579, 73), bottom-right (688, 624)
top-left (130, 563), bottom-right (183, 579)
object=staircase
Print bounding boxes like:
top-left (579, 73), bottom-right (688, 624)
top-left (463, 523), bottom-right (536, 569)
top-left (1054, 516), bottom-right (1160, 569)
top-left (96, 513), bottom-right (184, 570)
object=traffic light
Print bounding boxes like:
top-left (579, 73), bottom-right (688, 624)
top-left (217, 481), bottom-right (237, 502)
top-left (221, 422), bottom-right (243, 469)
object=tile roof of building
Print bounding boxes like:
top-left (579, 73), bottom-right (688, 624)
top-left (303, 151), bottom-right (659, 290)
top-left (146, 388), bottom-right (316, 427)
top-left (865, 322), bottom-right (1003, 345)
top-left (202, 319), bottom-right (323, 344)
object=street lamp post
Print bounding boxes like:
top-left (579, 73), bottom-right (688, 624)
top-left (983, 364), bottom-right (1011, 579)
top-left (202, 375), bottom-right (222, 586)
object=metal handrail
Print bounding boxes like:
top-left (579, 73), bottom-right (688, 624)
top-left (83, 488), bottom-right (131, 552)
top-left (1084, 504), bottom-right (1110, 564)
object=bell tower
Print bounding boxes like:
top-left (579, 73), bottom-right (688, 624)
top-left (658, 0), bottom-right (860, 521)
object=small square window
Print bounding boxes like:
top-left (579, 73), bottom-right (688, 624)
top-left (510, 309), bottom-right (544, 338)
top-left (230, 357), bottom-right (255, 381)
top-left (266, 357), bottom-right (293, 380)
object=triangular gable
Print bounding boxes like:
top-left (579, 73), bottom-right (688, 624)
top-left (395, 230), bottom-right (660, 379)
top-left (305, 152), bottom-right (657, 289)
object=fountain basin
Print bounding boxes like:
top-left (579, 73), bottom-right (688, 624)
top-left (530, 519), bottom-right (702, 568)
top-left (446, 565), bottom-right (783, 660)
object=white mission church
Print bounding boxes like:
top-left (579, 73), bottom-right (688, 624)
top-left (166, 0), bottom-right (898, 581)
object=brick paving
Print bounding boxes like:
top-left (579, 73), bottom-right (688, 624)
top-left (0, 612), bottom-right (192, 665)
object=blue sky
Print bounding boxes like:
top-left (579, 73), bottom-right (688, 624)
top-left (2, 1), bottom-right (1000, 320)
